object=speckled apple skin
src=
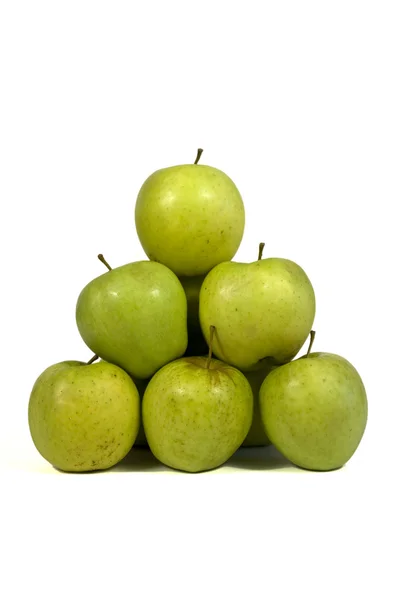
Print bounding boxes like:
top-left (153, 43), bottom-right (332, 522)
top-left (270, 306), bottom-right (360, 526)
top-left (259, 353), bottom-right (368, 471)
top-left (200, 257), bottom-right (316, 371)
top-left (135, 164), bottom-right (245, 276)
top-left (28, 360), bottom-right (140, 472)
top-left (143, 357), bottom-right (253, 473)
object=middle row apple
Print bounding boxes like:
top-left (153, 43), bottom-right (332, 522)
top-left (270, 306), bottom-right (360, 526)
top-left (76, 247), bottom-right (315, 380)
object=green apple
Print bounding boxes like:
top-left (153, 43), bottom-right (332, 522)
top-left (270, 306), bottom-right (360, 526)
top-left (180, 274), bottom-right (209, 356)
top-left (242, 367), bottom-right (274, 447)
top-left (135, 149), bottom-right (245, 276)
top-left (199, 244), bottom-right (316, 371)
top-left (259, 335), bottom-right (368, 471)
top-left (76, 255), bottom-right (188, 379)
top-left (28, 359), bottom-right (140, 472)
top-left (143, 329), bottom-right (253, 472)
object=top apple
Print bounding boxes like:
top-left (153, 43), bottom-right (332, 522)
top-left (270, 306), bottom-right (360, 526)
top-left (135, 149), bottom-right (245, 276)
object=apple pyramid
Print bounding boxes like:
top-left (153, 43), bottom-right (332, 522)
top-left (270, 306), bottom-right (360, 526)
top-left (28, 149), bottom-right (367, 474)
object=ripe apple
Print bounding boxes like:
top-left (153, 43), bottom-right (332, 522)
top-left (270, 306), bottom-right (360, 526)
top-left (143, 327), bottom-right (253, 472)
top-left (259, 333), bottom-right (368, 471)
top-left (135, 149), bottom-right (245, 276)
top-left (200, 243), bottom-right (316, 371)
top-left (28, 358), bottom-right (140, 472)
top-left (76, 255), bottom-right (187, 379)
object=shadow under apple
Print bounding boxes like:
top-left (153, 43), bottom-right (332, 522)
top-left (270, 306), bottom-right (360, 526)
top-left (112, 446), bottom-right (168, 472)
top-left (227, 445), bottom-right (295, 471)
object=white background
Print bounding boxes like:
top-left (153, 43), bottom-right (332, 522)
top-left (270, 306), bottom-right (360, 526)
top-left (1, 1), bottom-right (399, 598)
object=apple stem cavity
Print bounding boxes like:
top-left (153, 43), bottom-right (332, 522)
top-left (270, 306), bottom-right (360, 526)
top-left (87, 354), bottom-right (99, 365)
top-left (194, 148), bottom-right (203, 165)
top-left (98, 254), bottom-right (112, 271)
top-left (258, 242), bottom-right (265, 261)
top-left (306, 330), bottom-right (316, 357)
top-left (206, 325), bottom-right (216, 369)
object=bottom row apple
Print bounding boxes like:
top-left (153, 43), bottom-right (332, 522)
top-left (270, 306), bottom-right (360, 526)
top-left (28, 333), bottom-right (368, 473)
top-left (28, 360), bottom-right (141, 472)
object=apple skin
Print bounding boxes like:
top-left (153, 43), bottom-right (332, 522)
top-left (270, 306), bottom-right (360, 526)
top-left (135, 164), bottom-right (245, 276)
top-left (142, 357), bottom-right (253, 473)
top-left (241, 367), bottom-right (274, 447)
top-left (179, 274), bottom-right (209, 356)
top-left (28, 360), bottom-right (140, 472)
top-left (76, 260), bottom-right (188, 379)
top-left (259, 353), bottom-right (368, 471)
top-left (200, 257), bottom-right (316, 371)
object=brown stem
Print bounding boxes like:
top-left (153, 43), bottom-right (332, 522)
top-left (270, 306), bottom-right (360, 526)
top-left (306, 331), bottom-right (316, 357)
top-left (194, 148), bottom-right (203, 165)
top-left (206, 325), bottom-right (216, 369)
top-left (98, 254), bottom-right (112, 271)
top-left (87, 354), bottom-right (99, 365)
top-left (258, 242), bottom-right (265, 261)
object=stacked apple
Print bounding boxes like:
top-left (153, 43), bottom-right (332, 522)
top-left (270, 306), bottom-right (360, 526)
top-left (28, 150), bottom-right (368, 473)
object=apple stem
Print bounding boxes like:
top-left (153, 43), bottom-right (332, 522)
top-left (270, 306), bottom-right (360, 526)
top-left (194, 148), bottom-right (203, 165)
top-left (306, 330), bottom-right (316, 357)
top-left (87, 354), bottom-right (99, 365)
top-left (98, 254), bottom-right (112, 271)
top-left (258, 242), bottom-right (265, 261)
top-left (206, 325), bottom-right (216, 369)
